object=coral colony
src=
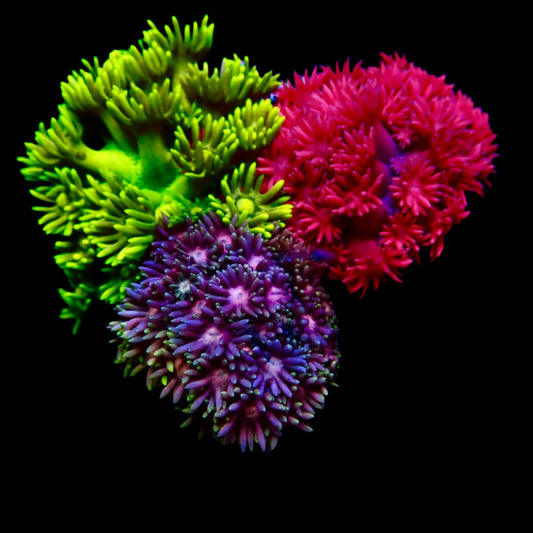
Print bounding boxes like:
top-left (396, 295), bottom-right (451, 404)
top-left (110, 213), bottom-right (338, 451)
top-left (19, 15), bottom-right (497, 451)
top-left (258, 58), bottom-right (497, 293)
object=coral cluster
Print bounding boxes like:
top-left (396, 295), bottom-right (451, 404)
top-left (19, 14), bottom-right (498, 451)
top-left (258, 55), bottom-right (498, 293)
top-left (19, 15), bottom-right (285, 330)
top-left (110, 213), bottom-right (339, 451)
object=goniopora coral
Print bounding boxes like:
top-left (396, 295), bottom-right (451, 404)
top-left (110, 212), bottom-right (339, 452)
top-left (19, 15), bottom-right (284, 330)
top-left (19, 13), bottom-right (500, 453)
top-left (258, 54), bottom-right (498, 294)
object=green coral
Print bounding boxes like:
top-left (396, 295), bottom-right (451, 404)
top-left (19, 15), bottom-right (285, 330)
top-left (209, 162), bottom-right (292, 238)
top-left (179, 54), bottom-right (280, 109)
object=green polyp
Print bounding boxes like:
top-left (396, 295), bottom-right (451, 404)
top-left (208, 162), bottom-right (292, 237)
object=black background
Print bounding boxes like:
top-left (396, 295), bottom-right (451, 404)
top-left (7, 1), bottom-right (523, 521)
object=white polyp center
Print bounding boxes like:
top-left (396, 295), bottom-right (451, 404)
top-left (228, 285), bottom-right (249, 308)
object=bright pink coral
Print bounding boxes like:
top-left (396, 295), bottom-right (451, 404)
top-left (258, 54), bottom-right (498, 294)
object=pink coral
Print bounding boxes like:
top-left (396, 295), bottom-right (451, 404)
top-left (258, 54), bottom-right (498, 294)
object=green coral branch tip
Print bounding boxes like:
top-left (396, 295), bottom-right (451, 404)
top-left (228, 98), bottom-right (285, 150)
top-left (58, 285), bottom-right (94, 334)
top-left (179, 54), bottom-right (280, 109)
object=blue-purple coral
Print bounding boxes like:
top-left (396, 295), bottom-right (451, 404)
top-left (110, 212), bottom-right (340, 451)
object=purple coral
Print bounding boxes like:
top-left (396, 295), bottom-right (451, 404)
top-left (110, 213), bottom-right (339, 452)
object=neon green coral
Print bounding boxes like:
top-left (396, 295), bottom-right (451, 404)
top-left (209, 162), bottom-right (292, 238)
top-left (19, 15), bottom-right (285, 330)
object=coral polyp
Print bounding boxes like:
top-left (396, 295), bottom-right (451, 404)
top-left (110, 213), bottom-right (339, 452)
top-left (208, 162), bottom-right (292, 238)
top-left (258, 54), bottom-right (498, 294)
